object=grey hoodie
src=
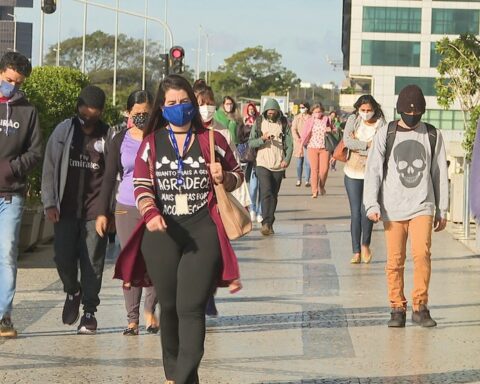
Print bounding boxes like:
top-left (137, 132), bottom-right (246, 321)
top-left (0, 90), bottom-right (42, 193)
top-left (363, 121), bottom-right (449, 221)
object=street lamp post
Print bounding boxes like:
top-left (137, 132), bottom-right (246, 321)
top-left (81, 0), bottom-right (88, 73)
top-left (112, 0), bottom-right (119, 105)
top-left (7, 13), bottom-right (16, 52)
top-left (56, 0), bottom-right (62, 66)
top-left (39, 10), bottom-right (45, 65)
top-left (142, 0), bottom-right (148, 89)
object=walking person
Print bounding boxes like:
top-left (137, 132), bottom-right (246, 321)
top-left (95, 90), bottom-right (159, 335)
top-left (0, 52), bottom-right (42, 338)
top-left (343, 95), bottom-right (386, 264)
top-left (249, 98), bottom-right (293, 236)
top-left (238, 102), bottom-right (262, 223)
top-left (42, 85), bottom-right (110, 335)
top-left (213, 95), bottom-right (240, 145)
top-left (364, 85), bottom-right (448, 328)
top-left (127, 75), bottom-right (242, 383)
top-left (291, 102), bottom-right (311, 187)
top-left (301, 103), bottom-right (333, 198)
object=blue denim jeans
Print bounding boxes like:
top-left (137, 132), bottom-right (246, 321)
top-left (295, 149), bottom-right (311, 182)
top-left (249, 167), bottom-right (262, 215)
top-left (344, 175), bottom-right (373, 253)
top-left (0, 194), bottom-right (24, 318)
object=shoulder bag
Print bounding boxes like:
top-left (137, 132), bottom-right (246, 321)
top-left (209, 128), bottom-right (252, 240)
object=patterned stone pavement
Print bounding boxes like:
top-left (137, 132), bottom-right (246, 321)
top-left (1, 164), bottom-right (480, 384)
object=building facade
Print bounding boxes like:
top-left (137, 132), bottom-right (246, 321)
top-left (341, 0), bottom-right (480, 143)
top-left (0, 0), bottom-right (33, 59)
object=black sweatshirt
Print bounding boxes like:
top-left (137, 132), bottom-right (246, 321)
top-left (0, 91), bottom-right (42, 194)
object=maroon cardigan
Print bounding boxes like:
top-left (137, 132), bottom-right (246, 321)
top-left (113, 126), bottom-right (243, 293)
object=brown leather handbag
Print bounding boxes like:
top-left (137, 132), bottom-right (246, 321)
top-left (332, 140), bottom-right (350, 162)
top-left (209, 128), bottom-right (252, 240)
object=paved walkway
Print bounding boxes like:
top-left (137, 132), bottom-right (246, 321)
top-left (1, 164), bottom-right (480, 384)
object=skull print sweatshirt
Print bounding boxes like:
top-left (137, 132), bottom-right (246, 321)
top-left (363, 121), bottom-right (449, 221)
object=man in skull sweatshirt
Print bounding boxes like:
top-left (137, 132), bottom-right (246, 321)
top-left (363, 85), bottom-right (448, 328)
top-left (0, 52), bottom-right (42, 338)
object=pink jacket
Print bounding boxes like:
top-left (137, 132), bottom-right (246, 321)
top-left (300, 115), bottom-right (332, 147)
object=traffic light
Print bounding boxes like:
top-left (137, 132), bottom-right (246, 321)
top-left (169, 46), bottom-right (184, 74)
top-left (159, 53), bottom-right (169, 78)
top-left (41, 0), bottom-right (57, 14)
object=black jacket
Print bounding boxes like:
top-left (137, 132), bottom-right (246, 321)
top-left (0, 91), bottom-right (42, 194)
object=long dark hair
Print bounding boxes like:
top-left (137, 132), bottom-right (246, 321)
top-left (143, 75), bottom-right (204, 137)
top-left (126, 90), bottom-right (153, 112)
top-left (353, 94), bottom-right (384, 120)
top-left (223, 95), bottom-right (237, 113)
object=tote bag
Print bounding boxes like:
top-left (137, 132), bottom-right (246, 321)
top-left (209, 129), bottom-right (252, 240)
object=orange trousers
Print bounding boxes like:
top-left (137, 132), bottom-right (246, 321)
top-left (307, 148), bottom-right (329, 196)
top-left (383, 215), bottom-right (433, 311)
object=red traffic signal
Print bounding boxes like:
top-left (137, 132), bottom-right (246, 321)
top-left (169, 46), bottom-right (185, 74)
top-left (41, 0), bottom-right (57, 14)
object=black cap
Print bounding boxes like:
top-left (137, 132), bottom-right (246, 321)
top-left (78, 85), bottom-right (106, 110)
top-left (396, 84), bottom-right (426, 114)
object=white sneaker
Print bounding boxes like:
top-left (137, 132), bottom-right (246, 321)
top-left (256, 214), bottom-right (263, 223)
top-left (249, 211), bottom-right (256, 222)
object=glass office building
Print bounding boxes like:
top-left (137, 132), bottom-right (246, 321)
top-left (0, 0), bottom-right (33, 59)
top-left (341, 0), bottom-right (480, 140)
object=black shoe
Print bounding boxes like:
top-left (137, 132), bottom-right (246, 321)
top-left (62, 289), bottom-right (82, 325)
top-left (0, 317), bottom-right (17, 338)
top-left (412, 305), bottom-right (437, 327)
top-left (146, 325), bottom-right (159, 334)
top-left (122, 325), bottom-right (139, 336)
top-left (388, 308), bottom-right (406, 328)
top-left (77, 312), bottom-right (97, 334)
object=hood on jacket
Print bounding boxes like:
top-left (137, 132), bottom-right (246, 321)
top-left (263, 98), bottom-right (281, 114)
top-left (0, 89), bottom-right (26, 105)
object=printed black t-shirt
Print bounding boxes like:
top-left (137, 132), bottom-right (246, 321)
top-left (60, 118), bottom-right (108, 220)
top-left (154, 128), bottom-right (210, 223)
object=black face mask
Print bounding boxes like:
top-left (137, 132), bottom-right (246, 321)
top-left (401, 112), bottom-right (422, 128)
top-left (132, 112), bottom-right (149, 130)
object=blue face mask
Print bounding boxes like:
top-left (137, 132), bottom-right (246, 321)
top-left (162, 102), bottom-right (196, 126)
top-left (0, 80), bottom-right (18, 99)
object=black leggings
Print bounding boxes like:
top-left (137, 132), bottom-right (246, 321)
top-left (141, 210), bottom-right (221, 384)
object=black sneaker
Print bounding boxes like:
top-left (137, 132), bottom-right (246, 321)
top-left (412, 305), bottom-right (437, 327)
top-left (388, 308), bottom-right (406, 328)
top-left (77, 312), bottom-right (97, 335)
top-left (0, 317), bottom-right (17, 338)
top-left (62, 289), bottom-right (82, 325)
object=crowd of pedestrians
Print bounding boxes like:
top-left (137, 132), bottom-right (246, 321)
top-left (0, 49), bottom-right (460, 383)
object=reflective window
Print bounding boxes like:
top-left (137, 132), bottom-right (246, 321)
top-left (430, 42), bottom-right (442, 68)
top-left (363, 7), bottom-right (421, 33)
top-left (395, 77), bottom-right (437, 96)
top-left (362, 40), bottom-right (420, 66)
top-left (432, 9), bottom-right (480, 34)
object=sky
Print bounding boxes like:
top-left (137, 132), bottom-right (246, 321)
top-left (16, 0), bottom-right (345, 86)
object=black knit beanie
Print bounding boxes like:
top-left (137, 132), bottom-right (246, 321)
top-left (396, 84), bottom-right (426, 114)
top-left (78, 85), bottom-right (106, 109)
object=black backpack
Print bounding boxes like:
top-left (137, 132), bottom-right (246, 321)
top-left (383, 120), bottom-right (437, 172)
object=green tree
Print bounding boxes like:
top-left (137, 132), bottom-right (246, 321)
top-left (435, 33), bottom-right (480, 159)
top-left (209, 46), bottom-right (300, 100)
top-left (45, 31), bottom-right (168, 104)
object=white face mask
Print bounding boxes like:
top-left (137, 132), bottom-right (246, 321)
top-left (299, 107), bottom-right (307, 114)
top-left (359, 111), bottom-right (375, 121)
top-left (199, 105), bottom-right (216, 122)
